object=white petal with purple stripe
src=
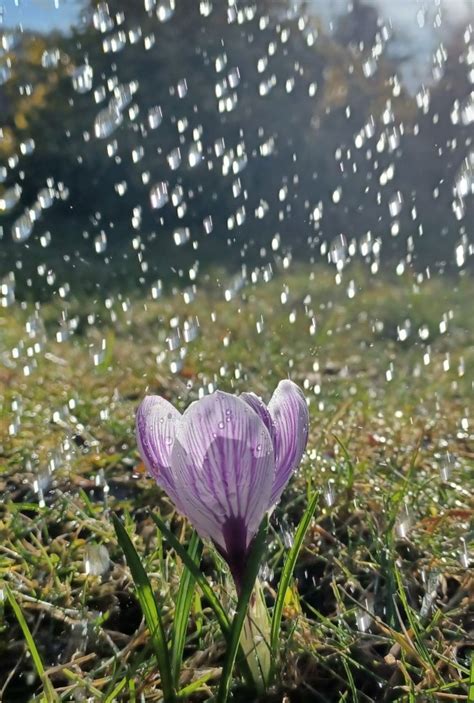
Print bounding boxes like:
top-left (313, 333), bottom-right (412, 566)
top-left (136, 395), bottom-right (183, 507)
top-left (240, 391), bottom-right (276, 444)
top-left (267, 380), bottom-right (309, 507)
top-left (170, 391), bottom-right (275, 554)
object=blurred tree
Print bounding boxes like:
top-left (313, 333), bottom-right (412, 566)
top-left (0, 0), bottom-right (472, 297)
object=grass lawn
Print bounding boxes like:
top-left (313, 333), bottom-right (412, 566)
top-left (0, 264), bottom-right (473, 701)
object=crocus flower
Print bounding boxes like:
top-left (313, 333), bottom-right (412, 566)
top-left (136, 380), bottom-right (309, 590)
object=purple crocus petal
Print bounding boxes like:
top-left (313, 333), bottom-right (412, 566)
top-left (240, 391), bottom-right (276, 444)
top-left (268, 380), bottom-right (309, 507)
top-left (170, 391), bottom-right (275, 579)
top-left (136, 395), bottom-right (182, 505)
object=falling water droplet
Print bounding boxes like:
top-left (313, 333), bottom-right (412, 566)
top-left (0, 184), bottom-right (22, 213)
top-left (94, 104), bottom-right (123, 139)
top-left (157, 0), bottom-right (175, 22)
top-left (84, 544), bottom-right (110, 576)
top-left (173, 227), bottom-right (190, 246)
top-left (72, 65), bottom-right (94, 94)
top-left (388, 191), bottom-right (404, 217)
top-left (329, 235), bottom-right (347, 270)
top-left (12, 212), bottom-right (34, 243)
top-left (0, 63), bottom-right (12, 86)
top-left (150, 182), bottom-right (169, 209)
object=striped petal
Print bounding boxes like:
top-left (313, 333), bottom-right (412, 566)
top-left (240, 391), bottom-right (276, 444)
top-left (268, 380), bottom-right (309, 507)
top-left (170, 391), bottom-right (275, 582)
top-left (136, 395), bottom-right (183, 508)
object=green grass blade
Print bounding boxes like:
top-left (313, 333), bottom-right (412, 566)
top-left (103, 675), bottom-right (127, 703)
top-left (5, 584), bottom-right (58, 702)
top-left (468, 653), bottom-right (474, 703)
top-left (171, 530), bottom-right (202, 687)
top-left (150, 513), bottom-right (230, 638)
top-left (216, 516), bottom-right (269, 703)
top-left (151, 513), bottom-right (256, 690)
top-left (333, 433), bottom-right (355, 495)
top-left (112, 513), bottom-right (175, 703)
top-left (177, 669), bottom-right (218, 699)
top-left (394, 564), bottom-right (437, 676)
top-left (270, 491), bottom-right (319, 681)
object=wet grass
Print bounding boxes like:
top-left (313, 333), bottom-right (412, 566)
top-left (0, 264), bottom-right (473, 702)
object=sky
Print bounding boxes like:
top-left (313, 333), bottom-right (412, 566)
top-left (1, 0), bottom-right (472, 89)
top-left (2, 0), bottom-right (472, 34)
top-left (0, 0), bottom-right (81, 33)
top-left (307, 0), bottom-right (473, 28)
top-left (301, 0), bottom-right (473, 90)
